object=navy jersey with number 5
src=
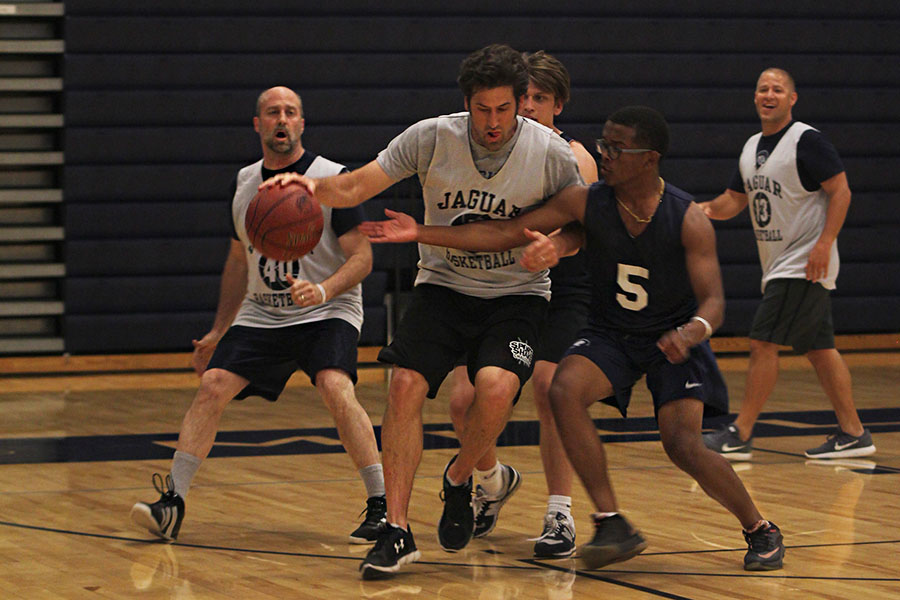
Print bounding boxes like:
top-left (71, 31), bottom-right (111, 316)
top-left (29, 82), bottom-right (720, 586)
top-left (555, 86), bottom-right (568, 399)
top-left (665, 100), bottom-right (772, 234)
top-left (582, 182), bottom-right (697, 336)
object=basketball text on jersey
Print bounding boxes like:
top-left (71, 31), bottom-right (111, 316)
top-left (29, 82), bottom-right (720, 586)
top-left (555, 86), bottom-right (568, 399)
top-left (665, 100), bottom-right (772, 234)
top-left (442, 209), bottom-right (518, 272)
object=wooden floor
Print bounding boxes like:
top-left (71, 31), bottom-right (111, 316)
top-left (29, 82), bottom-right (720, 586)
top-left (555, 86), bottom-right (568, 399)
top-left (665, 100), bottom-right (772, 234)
top-left (1, 351), bottom-right (898, 599)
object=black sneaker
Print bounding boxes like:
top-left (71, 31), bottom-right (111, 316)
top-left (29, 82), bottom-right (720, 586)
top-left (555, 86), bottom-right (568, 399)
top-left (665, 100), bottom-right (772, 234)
top-left (359, 523), bottom-right (421, 580)
top-left (703, 422), bottom-right (753, 461)
top-left (130, 473), bottom-right (185, 542)
top-left (743, 520), bottom-right (785, 571)
top-left (804, 428), bottom-right (876, 459)
top-left (473, 464), bottom-right (522, 538)
top-left (579, 513), bottom-right (647, 569)
top-left (350, 496), bottom-right (387, 544)
top-left (437, 455), bottom-right (474, 552)
top-left (533, 511), bottom-right (576, 558)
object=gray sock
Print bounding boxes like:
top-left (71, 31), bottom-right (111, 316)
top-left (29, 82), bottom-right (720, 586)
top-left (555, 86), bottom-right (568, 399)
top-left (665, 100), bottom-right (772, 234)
top-left (171, 450), bottom-right (202, 498)
top-left (359, 463), bottom-right (385, 498)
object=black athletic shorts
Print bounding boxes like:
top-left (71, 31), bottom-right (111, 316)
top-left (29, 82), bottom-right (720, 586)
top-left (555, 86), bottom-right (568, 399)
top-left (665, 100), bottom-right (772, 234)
top-left (207, 319), bottom-right (360, 401)
top-left (378, 284), bottom-right (548, 398)
top-left (564, 327), bottom-right (729, 419)
top-left (453, 292), bottom-right (589, 367)
top-left (535, 293), bottom-right (590, 363)
top-left (750, 278), bottom-right (835, 354)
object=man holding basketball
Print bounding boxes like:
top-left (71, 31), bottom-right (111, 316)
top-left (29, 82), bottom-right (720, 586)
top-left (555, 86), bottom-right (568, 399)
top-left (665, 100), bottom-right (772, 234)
top-left (130, 86), bottom-right (387, 546)
top-left (263, 44), bottom-right (583, 578)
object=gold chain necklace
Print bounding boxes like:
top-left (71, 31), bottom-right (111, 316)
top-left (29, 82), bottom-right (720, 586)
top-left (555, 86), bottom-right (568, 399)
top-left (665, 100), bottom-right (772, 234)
top-left (616, 177), bottom-right (665, 224)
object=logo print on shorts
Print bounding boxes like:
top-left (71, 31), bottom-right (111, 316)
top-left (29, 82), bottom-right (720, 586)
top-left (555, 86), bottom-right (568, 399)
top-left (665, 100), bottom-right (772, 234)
top-left (571, 338), bottom-right (590, 348)
top-left (509, 338), bottom-right (533, 367)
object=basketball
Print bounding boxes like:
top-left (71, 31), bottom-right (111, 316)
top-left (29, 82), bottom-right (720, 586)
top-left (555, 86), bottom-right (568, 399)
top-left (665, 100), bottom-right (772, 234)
top-left (245, 183), bottom-right (324, 262)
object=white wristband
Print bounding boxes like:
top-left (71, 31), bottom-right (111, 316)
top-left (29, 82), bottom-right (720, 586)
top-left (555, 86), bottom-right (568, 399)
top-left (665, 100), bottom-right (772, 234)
top-left (315, 283), bottom-right (327, 304)
top-left (691, 315), bottom-right (713, 340)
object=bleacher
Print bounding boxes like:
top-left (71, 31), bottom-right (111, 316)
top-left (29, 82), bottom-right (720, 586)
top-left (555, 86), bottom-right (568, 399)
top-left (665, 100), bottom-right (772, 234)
top-left (61, 1), bottom-right (900, 353)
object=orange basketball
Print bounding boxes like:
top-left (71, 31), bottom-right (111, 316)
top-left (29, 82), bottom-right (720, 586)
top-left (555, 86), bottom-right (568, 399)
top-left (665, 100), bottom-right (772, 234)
top-left (245, 183), bottom-right (324, 261)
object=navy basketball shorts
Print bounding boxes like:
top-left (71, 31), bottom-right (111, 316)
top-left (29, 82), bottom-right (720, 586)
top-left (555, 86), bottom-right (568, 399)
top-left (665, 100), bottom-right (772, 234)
top-left (750, 278), bottom-right (835, 354)
top-left (535, 292), bottom-right (590, 364)
top-left (207, 318), bottom-right (360, 401)
top-left (378, 283), bottom-right (548, 399)
top-left (564, 327), bottom-right (729, 419)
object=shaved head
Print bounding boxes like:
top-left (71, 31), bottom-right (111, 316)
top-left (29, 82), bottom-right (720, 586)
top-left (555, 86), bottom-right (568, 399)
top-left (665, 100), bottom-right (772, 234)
top-left (757, 68), bottom-right (796, 93)
top-left (256, 86), bottom-right (303, 117)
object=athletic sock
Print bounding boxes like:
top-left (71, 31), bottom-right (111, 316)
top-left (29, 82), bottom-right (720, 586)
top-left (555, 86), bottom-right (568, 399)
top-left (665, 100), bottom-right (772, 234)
top-left (359, 463), bottom-right (385, 499)
top-left (474, 461), bottom-right (504, 498)
top-left (171, 450), bottom-right (202, 498)
top-left (547, 495), bottom-right (572, 518)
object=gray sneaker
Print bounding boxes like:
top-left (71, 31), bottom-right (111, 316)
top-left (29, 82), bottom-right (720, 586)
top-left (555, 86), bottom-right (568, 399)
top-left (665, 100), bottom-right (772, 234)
top-left (703, 423), bottom-right (752, 461)
top-left (472, 464), bottom-right (522, 538)
top-left (804, 428), bottom-right (876, 459)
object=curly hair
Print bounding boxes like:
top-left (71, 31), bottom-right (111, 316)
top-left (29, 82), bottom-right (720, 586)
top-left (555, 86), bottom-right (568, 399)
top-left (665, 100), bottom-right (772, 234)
top-left (457, 44), bottom-right (529, 102)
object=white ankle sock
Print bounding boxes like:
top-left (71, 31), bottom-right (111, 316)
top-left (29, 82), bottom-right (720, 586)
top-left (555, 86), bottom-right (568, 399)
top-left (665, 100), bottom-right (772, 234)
top-left (547, 495), bottom-right (572, 518)
top-left (474, 461), bottom-right (504, 497)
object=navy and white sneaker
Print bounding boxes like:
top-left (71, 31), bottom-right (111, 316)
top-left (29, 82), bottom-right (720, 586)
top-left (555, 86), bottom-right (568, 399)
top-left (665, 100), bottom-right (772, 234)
top-left (804, 428), bottom-right (875, 459)
top-left (359, 523), bottom-right (421, 580)
top-left (533, 511), bottom-right (576, 558)
top-left (472, 464), bottom-right (522, 538)
top-left (703, 423), bottom-right (753, 461)
top-left (131, 473), bottom-right (185, 542)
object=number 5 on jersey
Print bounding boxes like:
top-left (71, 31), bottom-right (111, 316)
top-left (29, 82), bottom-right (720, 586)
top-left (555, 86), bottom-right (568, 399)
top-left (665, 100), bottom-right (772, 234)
top-left (616, 264), bottom-right (649, 311)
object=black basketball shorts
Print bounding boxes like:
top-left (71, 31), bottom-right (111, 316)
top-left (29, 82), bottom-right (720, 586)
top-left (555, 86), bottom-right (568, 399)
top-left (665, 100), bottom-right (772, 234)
top-left (207, 318), bottom-right (360, 401)
top-left (378, 284), bottom-right (548, 398)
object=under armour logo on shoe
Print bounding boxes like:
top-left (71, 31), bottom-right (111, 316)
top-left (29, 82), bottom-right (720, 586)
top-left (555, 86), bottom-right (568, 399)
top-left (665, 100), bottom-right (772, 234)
top-left (394, 539), bottom-right (405, 553)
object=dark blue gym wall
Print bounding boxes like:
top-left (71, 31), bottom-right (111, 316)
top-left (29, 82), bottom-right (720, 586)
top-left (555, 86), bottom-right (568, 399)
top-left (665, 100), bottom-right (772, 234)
top-left (63, 1), bottom-right (900, 353)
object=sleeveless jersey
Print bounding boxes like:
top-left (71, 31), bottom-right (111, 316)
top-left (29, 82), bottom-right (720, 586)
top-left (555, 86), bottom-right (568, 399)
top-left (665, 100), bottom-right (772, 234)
top-left (230, 154), bottom-right (364, 331)
top-left (549, 131), bottom-right (591, 301)
top-left (582, 182), bottom-right (696, 335)
top-left (738, 121), bottom-right (839, 291)
top-left (417, 112), bottom-right (553, 299)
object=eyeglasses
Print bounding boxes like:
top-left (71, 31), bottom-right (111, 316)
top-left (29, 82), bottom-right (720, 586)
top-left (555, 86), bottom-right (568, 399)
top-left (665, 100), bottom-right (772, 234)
top-left (595, 139), bottom-right (655, 160)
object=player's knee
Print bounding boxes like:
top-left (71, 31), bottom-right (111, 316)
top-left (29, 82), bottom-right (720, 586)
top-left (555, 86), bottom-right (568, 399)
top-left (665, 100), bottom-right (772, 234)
top-left (386, 369), bottom-right (427, 415)
top-left (532, 372), bottom-right (553, 412)
top-left (474, 376), bottom-right (518, 411)
top-left (661, 430), bottom-right (703, 469)
top-left (195, 371), bottom-right (236, 412)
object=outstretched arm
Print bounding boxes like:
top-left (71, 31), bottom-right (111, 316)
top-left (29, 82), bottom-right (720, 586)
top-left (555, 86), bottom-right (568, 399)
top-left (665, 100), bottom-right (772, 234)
top-left (520, 222), bottom-right (586, 271)
top-left (259, 160), bottom-right (397, 208)
top-left (656, 203), bottom-right (725, 364)
top-left (360, 184), bottom-right (589, 252)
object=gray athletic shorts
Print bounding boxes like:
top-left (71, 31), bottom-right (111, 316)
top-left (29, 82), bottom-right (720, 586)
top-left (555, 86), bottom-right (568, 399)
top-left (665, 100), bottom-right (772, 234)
top-left (378, 283), bottom-right (548, 399)
top-left (750, 278), bottom-right (835, 354)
